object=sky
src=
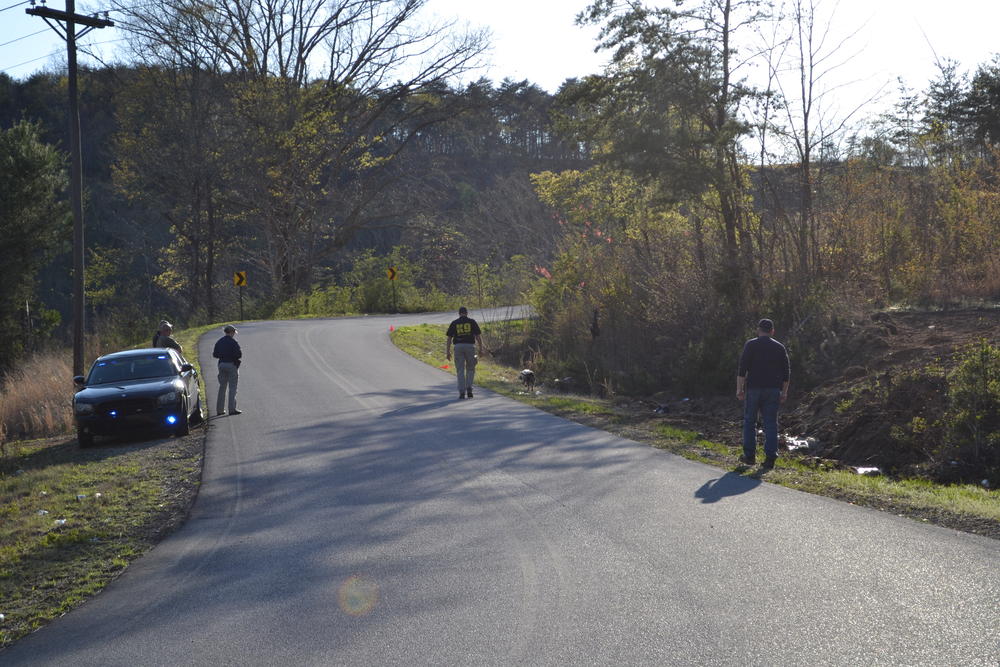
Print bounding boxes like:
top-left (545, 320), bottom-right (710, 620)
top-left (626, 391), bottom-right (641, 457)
top-left (2, 0), bottom-right (999, 116)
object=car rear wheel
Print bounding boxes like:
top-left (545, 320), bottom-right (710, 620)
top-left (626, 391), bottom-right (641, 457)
top-left (77, 429), bottom-right (94, 448)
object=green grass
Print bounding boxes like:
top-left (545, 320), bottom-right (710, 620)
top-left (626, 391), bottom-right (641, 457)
top-left (0, 323), bottom-right (218, 648)
top-left (391, 321), bottom-right (614, 416)
top-left (0, 433), bottom-right (203, 647)
top-left (392, 322), bottom-right (1000, 538)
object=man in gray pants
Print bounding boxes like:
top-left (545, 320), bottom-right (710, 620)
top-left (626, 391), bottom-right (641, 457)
top-left (446, 307), bottom-right (483, 400)
top-left (213, 324), bottom-right (243, 415)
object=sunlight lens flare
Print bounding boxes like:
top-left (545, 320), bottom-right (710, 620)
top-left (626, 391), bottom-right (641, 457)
top-left (338, 575), bottom-right (379, 616)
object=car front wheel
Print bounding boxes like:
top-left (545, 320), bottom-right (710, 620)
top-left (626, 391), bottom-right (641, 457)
top-left (78, 429), bottom-right (94, 448)
top-left (175, 401), bottom-right (190, 436)
top-left (190, 393), bottom-right (204, 426)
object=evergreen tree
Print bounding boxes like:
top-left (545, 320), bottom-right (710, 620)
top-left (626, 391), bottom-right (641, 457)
top-left (0, 121), bottom-right (69, 370)
top-left (966, 55), bottom-right (1000, 154)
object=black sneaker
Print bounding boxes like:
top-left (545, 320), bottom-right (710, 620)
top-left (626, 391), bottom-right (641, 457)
top-left (459, 393), bottom-right (466, 400)
top-left (466, 390), bottom-right (473, 398)
top-left (738, 454), bottom-right (756, 465)
top-left (761, 455), bottom-right (776, 470)
top-left (230, 409), bottom-right (243, 415)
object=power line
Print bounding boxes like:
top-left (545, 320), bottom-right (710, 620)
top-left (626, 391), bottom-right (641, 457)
top-left (3, 36), bottom-right (124, 71)
top-left (4, 49), bottom-right (62, 71)
top-left (3, 1), bottom-right (183, 73)
top-left (0, 28), bottom-right (50, 48)
top-left (0, 0), bottom-right (30, 12)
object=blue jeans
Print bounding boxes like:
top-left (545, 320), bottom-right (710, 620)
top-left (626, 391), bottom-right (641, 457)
top-left (743, 387), bottom-right (781, 458)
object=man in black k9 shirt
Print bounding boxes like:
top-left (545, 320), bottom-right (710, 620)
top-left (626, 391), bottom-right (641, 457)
top-left (736, 318), bottom-right (790, 469)
top-left (446, 307), bottom-right (483, 400)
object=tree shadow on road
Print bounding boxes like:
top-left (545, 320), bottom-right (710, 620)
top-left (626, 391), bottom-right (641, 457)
top-left (694, 471), bottom-right (762, 503)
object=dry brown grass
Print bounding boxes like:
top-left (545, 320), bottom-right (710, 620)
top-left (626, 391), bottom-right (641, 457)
top-left (0, 350), bottom-right (75, 456)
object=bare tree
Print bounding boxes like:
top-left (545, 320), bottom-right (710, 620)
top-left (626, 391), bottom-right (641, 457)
top-left (110, 0), bottom-right (489, 299)
top-left (763, 0), bottom-right (875, 281)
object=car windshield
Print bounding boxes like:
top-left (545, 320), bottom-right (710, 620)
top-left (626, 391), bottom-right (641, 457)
top-left (87, 354), bottom-right (178, 384)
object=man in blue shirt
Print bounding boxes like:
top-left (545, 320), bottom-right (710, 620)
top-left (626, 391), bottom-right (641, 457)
top-left (213, 324), bottom-right (243, 416)
top-left (736, 318), bottom-right (790, 469)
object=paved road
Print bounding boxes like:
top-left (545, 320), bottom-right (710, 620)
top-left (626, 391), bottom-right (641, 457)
top-left (5, 311), bottom-right (999, 665)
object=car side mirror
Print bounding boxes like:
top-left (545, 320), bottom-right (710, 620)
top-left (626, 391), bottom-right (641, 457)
top-left (180, 363), bottom-right (194, 373)
top-left (73, 375), bottom-right (85, 388)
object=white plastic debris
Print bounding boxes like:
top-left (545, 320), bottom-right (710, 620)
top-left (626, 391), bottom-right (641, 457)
top-left (54, 519), bottom-right (67, 526)
top-left (854, 467), bottom-right (881, 476)
top-left (36, 509), bottom-right (49, 516)
top-left (982, 479), bottom-right (991, 489)
top-left (76, 494), bottom-right (88, 501)
top-left (94, 493), bottom-right (102, 499)
top-left (786, 437), bottom-right (810, 451)
top-left (0, 613), bottom-right (5, 621)
top-left (39, 491), bottom-right (48, 496)
top-left (784, 434), bottom-right (819, 451)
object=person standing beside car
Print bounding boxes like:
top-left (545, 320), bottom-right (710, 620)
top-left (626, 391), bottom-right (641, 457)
top-left (154, 320), bottom-right (183, 355)
top-left (213, 324), bottom-right (242, 416)
top-left (445, 306), bottom-right (483, 400)
top-left (152, 320), bottom-right (166, 347)
top-left (736, 318), bottom-right (790, 470)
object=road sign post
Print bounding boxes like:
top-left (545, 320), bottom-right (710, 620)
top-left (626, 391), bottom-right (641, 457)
top-left (387, 266), bottom-right (398, 313)
top-left (234, 271), bottom-right (247, 320)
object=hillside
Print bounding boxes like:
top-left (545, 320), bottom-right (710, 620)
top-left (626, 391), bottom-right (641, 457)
top-left (650, 308), bottom-right (1000, 483)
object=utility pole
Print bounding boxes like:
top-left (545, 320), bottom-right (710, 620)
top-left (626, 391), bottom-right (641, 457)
top-left (26, 0), bottom-right (113, 376)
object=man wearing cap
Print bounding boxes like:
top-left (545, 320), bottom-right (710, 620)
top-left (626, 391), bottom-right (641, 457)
top-left (446, 307), bottom-right (483, 400)
top-left (736, 318), bottom-right (790, 469)
top-left (153, 320), bottom-right (182, 354)
top-left (213, 324), bottom-right (242, 416)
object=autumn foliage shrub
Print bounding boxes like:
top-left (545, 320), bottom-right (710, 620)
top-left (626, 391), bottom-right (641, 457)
top-left (527, 166), bottom-right (851, 397)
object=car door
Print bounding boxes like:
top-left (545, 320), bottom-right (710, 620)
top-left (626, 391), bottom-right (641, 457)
top-left (181, 362), bottom-right (198, 410)
top-left (171, 350), bottom-right (197, 412)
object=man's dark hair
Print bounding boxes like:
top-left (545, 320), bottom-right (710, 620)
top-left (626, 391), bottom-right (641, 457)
top-left (459, 306), bottom-right (468, 315)
top-left (757, 318), bottom-right (774, 333)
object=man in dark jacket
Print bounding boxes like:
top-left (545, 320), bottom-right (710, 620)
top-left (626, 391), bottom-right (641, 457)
top-left (445, 307), bottom-right (483, 400)
top-left (736, 318), bottom-right (790, 469)
top-left (213, 324), bottom-right (242, 416)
